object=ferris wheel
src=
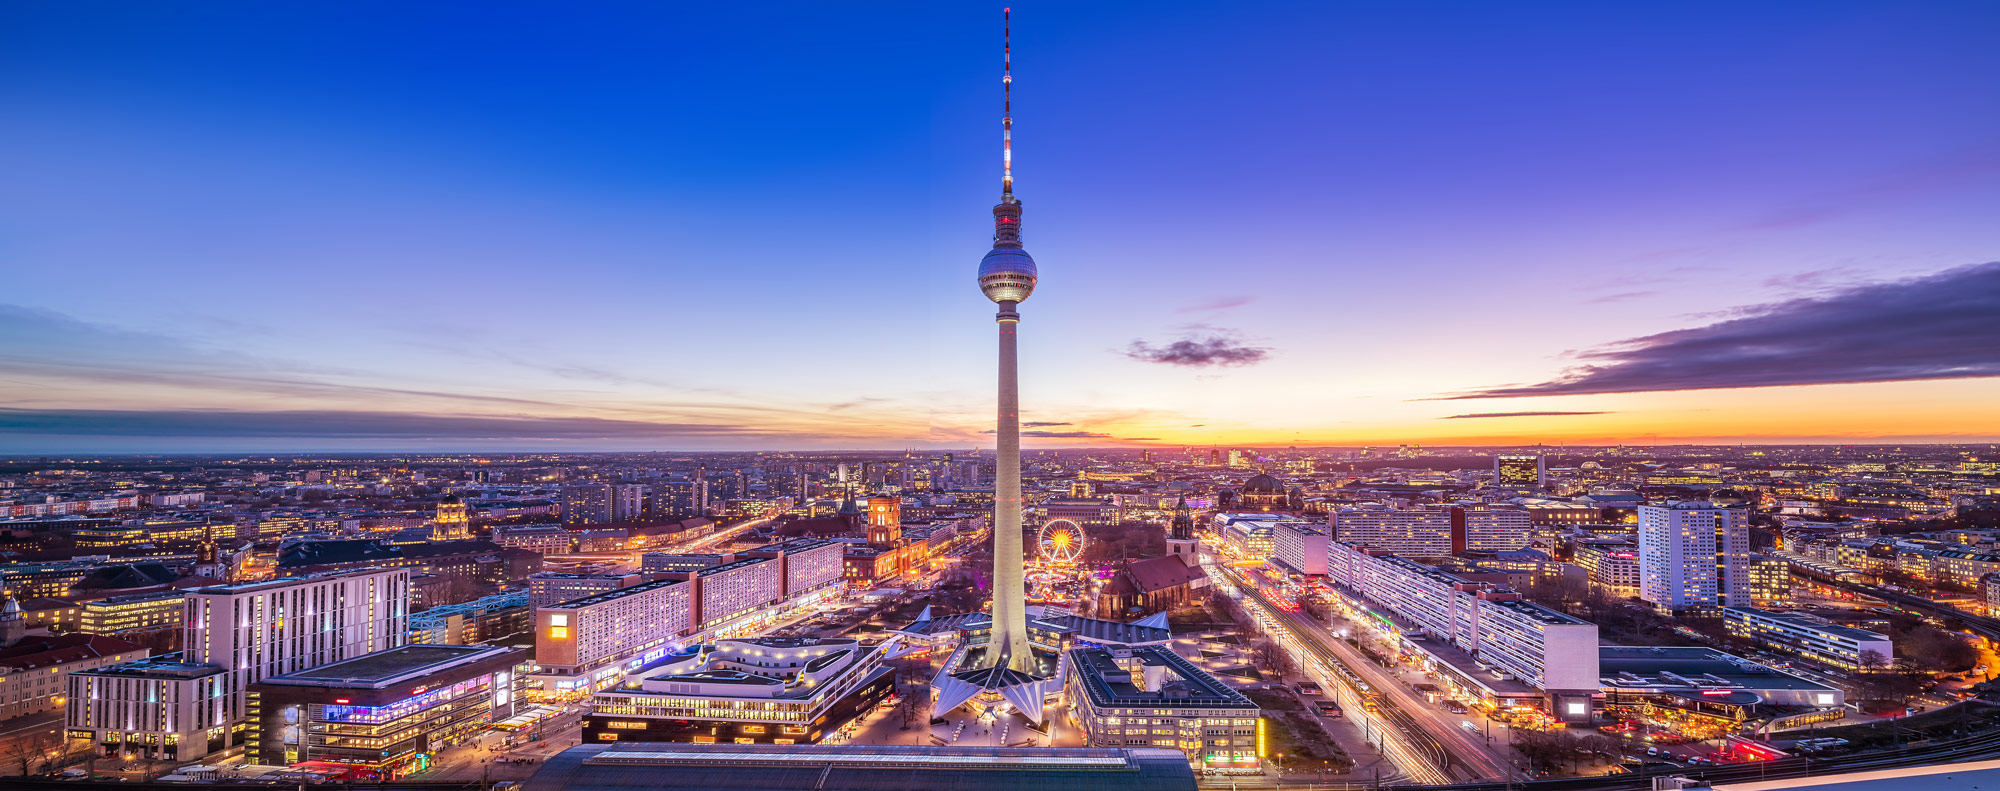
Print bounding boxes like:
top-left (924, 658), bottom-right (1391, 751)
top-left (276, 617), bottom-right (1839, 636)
top-left (1039, 518), bottom-right (1086, 563)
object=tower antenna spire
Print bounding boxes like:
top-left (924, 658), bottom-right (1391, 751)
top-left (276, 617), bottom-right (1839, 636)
top-left (1002, 7), bottom-right (1013, 201)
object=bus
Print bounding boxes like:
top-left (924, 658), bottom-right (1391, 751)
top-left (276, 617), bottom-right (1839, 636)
top-left (1314, 700), bottom-right (1344, 717)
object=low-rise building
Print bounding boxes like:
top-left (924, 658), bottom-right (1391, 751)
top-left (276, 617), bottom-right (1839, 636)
top-left (244, 643), bottom-right (527, 780)
top-left (79, 590), bottom-right (186, 636)
top-left (1065, 644), bottom-right (1261, 771)
top-left (0, 633), bottom-right (149, 721)
top-left (66, 657), bottom-right (229, 762)
top-left (582, 636), bottom-right (893, 746)
top-left (1723, 607), bottom-right (1894, 671)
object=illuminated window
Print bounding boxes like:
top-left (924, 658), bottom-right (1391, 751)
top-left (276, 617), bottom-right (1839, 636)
top-left (549, 626), bottom-right (569, 639)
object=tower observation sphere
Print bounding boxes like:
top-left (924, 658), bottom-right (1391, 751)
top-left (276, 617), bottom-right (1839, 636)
top-left (978, 244), bottom-right (1038, 304)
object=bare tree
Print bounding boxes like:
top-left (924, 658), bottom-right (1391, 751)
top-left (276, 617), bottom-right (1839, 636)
top-left (3, 733), bottom-right (48, 777)
top-left (1857, 649), bottom-right (1889, 673)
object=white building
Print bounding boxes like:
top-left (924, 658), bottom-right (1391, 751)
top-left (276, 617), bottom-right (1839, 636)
top-left (180, 568), bottom-right (408, 724)
top-left (1461, 507), bottom-right (1533, 552)
top-left (744, 539), bottom-right (845, 599)
top-left (493, 524), bottom-right (573, 555)
top-left (67, 658), bottom-right (229, 761)
top-left (535, 578), bottom-right (692, 695)
top-left (693, 556), bottom-right (782, 630)
top-left (1724, 607), bottom-right (1895, 671)
top-left (1271, 521), bottom-right (1330, 576)
top-left (1323, 542), bottom-right (1599, 720)
top-left (1638, 502), bottom-right (1750, 613)
top-left (529, 572), bottom-right (645, 611)
top-left (1331, 507), bottom-right (1454, 555)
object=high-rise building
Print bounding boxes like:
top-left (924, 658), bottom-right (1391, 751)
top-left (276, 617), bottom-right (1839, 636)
top-left (610, 483), bottom-right (646, 521)
top-left (651, 478), bottom-right (704, 520)
top-left (179, 568), bottom-right (409, 724)
top-left (1638, 502), bottom-right (1750, 614)
top-left (563, 483), bottom-right (615, 525)
top-left (1495, 454), bottom-right (1546, 489)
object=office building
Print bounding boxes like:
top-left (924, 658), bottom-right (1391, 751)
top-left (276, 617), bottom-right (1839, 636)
top-left (582, 636), bottom-right (893, 745)
top-left (244, 643), bottom-right (526, 779)
top-left (564, 483), bottom-right (615, 525)
top-left (1638, 502), bottom-right (1750, 614)
top-left (1495, 454), bottom-right (1545, 489)
top-left (1724, 607), bottom-right (1894, 671)
top-left (1064, 644), bottom-right (1261, 771)
top-left (180, 568), bottom-right (410, 724)
top-left (79, 590), bottom-right (186, 636)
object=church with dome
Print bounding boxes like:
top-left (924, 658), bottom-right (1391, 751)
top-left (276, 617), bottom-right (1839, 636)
top-left (1235, 471), bottom-right (1295, 512)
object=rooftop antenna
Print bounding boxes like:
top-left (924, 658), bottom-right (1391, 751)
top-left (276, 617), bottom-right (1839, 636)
top-left (1002, 7), bottom-right (1014, 202)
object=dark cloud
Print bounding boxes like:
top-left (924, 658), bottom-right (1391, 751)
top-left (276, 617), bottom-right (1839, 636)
top-left (0, 409), bottom-right (775, 441)
top-left (1450, 262), bottom-right (2000, 399)
top-left (1441, 411), bottom-right (1611, 419)
top-left (1022, 421), bottom-right (1072, 428)
top-left (1124, 334), bottom-right (1271, 368)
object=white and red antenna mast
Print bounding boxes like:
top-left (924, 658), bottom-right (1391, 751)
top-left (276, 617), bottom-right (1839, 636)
top-left (1002, 7), bottom-right (1014, 203)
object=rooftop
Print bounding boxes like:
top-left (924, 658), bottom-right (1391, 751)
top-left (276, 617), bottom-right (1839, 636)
top-left (260, 643), bottom-right (513, 687)
top-left (1067, 645), bottom-right (1253, 709)
top-left (522, 743), bottom-right (1197, 791)
top-left (543, 577), bottom-right (685, 610)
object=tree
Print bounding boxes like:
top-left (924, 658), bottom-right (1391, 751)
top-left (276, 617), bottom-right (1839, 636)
top-left (3, 734), bottom-right (49, 777)
top-left (1253, 640), bottom-right (1296, 682)
top-left (1857, 649), bottom-right (1890, 673)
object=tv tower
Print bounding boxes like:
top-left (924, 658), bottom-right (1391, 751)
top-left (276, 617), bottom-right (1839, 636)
top-left (976, 6), bottom-right (1037, 674)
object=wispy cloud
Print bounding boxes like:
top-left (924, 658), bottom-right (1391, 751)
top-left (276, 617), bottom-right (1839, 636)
top-left (1441, 411), bottom-right (1611, 419)
top-left (1176, 296), bottom-right (1256, 313)
top-left (1124, 332), bottom-right (1271, 368)
top-left (1023, 421), bottom-right (1072, 428)
top-left (1585, 291), bottom-right (1654, 305)
top-left (1448, 262), bottom-right (2000, 399)
top-left (0, 409), bottom-right (781, 441)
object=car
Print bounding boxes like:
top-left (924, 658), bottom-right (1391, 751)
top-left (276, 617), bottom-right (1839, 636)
top-left (1646, 747), bottom-right (1659, 756)
top-left (1460, 721), bottom-right (1479, 734)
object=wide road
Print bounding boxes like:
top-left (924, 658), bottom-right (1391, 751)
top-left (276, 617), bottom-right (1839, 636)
top-left (1204, 561), bottom-right (1452, 784)
top-left (1233, 576), bottom-right (1520, 783)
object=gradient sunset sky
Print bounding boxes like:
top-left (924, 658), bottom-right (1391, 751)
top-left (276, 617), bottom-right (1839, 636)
top-left (3, 1), bottom-right (1999, 452)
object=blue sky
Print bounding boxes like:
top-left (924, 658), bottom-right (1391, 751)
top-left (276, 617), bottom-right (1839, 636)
top-left (3, 1), bottom-right (1999, 451)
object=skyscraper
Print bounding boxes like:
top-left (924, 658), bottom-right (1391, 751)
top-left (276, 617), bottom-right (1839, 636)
top-left (1637, 501), bottom-right (1750, 614)
top-left (1495, 454), bottom-right (1546, 489)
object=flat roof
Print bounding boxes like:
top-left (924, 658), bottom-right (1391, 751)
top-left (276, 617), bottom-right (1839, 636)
top-left (1726, 607), bottom-right (1890, 642)
top-left (261, 643), bottom-right (510, 687)
top-left (521, 743), bottom-right (1196, 791)
top-left (544, 577), bottom-right (685, 609)
top-left (1067, 645), bottom-right (1253, 709)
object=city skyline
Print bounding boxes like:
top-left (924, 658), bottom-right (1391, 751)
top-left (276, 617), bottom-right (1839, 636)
top-left (5, 2), bottom-right (2000, 452)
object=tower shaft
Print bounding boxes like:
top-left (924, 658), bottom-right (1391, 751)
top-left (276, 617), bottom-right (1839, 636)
top-left (990, 299), bottom-right (1032, 672)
